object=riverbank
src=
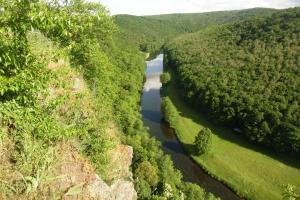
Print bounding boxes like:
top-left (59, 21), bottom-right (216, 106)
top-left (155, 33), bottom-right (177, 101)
top-left (142, 54), bottom-right (245, 200)
top-left (162, 68), bottom-right (300, 200)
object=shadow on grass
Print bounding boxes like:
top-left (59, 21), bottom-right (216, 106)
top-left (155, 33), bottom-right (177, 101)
top-left (165, 70), bottom-right (300, 170)
top-left (182, 142), bottom-right (198, 155)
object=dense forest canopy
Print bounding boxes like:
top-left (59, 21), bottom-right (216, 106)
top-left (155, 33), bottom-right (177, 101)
top-left (115, 8), bottom-right (276, 53)
top-left (164, 7), bottom-right (300, 154)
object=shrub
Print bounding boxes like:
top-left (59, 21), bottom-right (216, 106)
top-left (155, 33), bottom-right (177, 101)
top-left (136, 179), bottom-right (152, 199)
top-left (194, 127), bottom-right (212, 155)
top-left (161, 97), bottom-right (179, 127)
top-left (183, 183), bottom-right (206, 200)
top-left (160, 72), bottom-right (171, 85)
top-left (135, 160), bottom-right (159, 187)
top-left (282, 184), bottom-right (299, 200)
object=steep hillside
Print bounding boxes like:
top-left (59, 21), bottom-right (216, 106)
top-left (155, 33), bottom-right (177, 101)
top-left (0, 1), bottom-right (218, 199)
top-left (115, 8), bottom-right (276, 53)
top-left (0, 1), bottom-right (140, 198)
top-left (115, 14), bottom-right (184, 52)
top-left (164, 7), bottom-right (300, 154)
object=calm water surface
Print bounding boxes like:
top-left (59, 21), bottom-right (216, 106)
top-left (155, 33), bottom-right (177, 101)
top-left (141, 54), bottom-right (241, 200)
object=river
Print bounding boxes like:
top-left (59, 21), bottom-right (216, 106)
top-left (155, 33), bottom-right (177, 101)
top-left (141, 54), bottom-right (241, 200)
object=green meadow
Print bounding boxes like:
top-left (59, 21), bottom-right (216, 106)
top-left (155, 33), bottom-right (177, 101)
top-left (164, 73), bottom-right (300, 200)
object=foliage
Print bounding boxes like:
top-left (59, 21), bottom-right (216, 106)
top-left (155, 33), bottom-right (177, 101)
top-left (135, 160), bottom-right (159, 187)
top-left (0, 0), bottom-right (117, 197)
top-left (164, 8), bottom-right (300, 154)
top-left (135, 179), bottom-right (152, 199)
top-left (32, 0), bottom-right (116, 46)
top-left (161, 97), bottom-right (179, 127)
top-left (115, 8), bottom-right (276, 53)
top-left (194, 128), bottom-right (213, 155)
top-left (163, 73), bottom-right (300, 200)
top-left (183, 183), bottom-right (205, 200)
top-left (0, 0), bottom-right (259, 199)
top-left (0, 0), bottom-right (48, 105)
top-left (283, 185), bottom-right (300, 200)
top-left (160, 72), bottom-right (171, 85)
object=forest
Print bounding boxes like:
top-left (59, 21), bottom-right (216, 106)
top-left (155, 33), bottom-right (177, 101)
top-left (164, 8), bottom-right (300, 154)
top-left (115, 8), bottom-right (276, 53)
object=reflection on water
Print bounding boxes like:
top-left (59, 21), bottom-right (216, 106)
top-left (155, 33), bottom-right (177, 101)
top-left (141, 54), bottom-right (241, 200)
top-left (143, 74), bottom-right (161, 92)
top-left (160, 121), bottom-right (176, 139)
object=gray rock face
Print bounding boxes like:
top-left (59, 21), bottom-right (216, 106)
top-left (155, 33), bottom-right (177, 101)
top-left (86, 145), bottom-right (137, 200)
top-left (87, 175), bottom-right (137, 200)
top-left (47, 142), bottom-right (137, 200)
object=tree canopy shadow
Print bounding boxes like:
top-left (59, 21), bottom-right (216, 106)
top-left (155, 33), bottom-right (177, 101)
top-left (166, 76), bottom-right (300, 170)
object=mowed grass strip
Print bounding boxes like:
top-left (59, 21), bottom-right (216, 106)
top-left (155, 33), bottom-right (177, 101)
top-left (164, 74), bottom-right (300, 200)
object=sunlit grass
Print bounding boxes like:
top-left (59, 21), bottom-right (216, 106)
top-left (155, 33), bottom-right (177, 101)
top-left (164, 71), bottom-right (300, 200)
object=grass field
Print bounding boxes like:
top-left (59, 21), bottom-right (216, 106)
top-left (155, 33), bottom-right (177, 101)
top-left (164, 71), bottom-right (300, 200)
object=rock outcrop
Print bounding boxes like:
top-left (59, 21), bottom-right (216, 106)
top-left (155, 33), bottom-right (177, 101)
top-left (46, 142), bottom-right (137, 200)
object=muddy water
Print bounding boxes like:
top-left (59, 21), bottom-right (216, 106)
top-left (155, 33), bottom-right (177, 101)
top-left (141, 54), bottom-right (241, 200)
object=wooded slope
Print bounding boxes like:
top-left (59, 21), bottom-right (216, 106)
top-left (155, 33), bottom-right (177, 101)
top-left (164, 7), bottom-right (300, 154)
top-left (115, 8), bottom-right (276, 52)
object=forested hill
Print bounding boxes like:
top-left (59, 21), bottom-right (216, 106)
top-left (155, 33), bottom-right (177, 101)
top-left (146, 7), bottom-right (276, 28)
top-left (164, 7), bottom-right (300, 154)
top-left (115, 8), bottom-right (276, 53)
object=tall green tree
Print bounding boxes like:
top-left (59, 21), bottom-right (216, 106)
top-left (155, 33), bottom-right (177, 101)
top-left (194, 127), bottom-right (213, 155)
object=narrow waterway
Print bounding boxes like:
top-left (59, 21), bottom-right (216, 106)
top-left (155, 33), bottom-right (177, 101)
top-left (141, 54), bottom-right (241, 200)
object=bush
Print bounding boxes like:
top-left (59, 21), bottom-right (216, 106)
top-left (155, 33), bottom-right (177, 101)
top-left (160, 72), bottom-right (171, 85)
top-left (161, 97), bottom-right (179, 127)
top-left (194, 127), bottom-right (212, 155)
top-left (135, 160), bottom-right (159, 187)
top-left (282, 184), bottom-right (299, 200)
top-left (136, 179), bottom-right (152, 199)
top-left (183, 183), bottom-right (205, 200)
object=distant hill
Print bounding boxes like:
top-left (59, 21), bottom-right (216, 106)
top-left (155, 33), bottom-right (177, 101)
top-left (146, 7), bottom-right (277, 29)
top-left (115, 8), bottom-right (277, 53)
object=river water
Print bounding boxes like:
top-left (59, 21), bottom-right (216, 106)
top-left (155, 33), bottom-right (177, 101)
top-left (141, 54), bottom-right (241, 200)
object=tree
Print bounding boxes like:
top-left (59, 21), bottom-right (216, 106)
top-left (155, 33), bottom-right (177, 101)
top-left (160, 72), bottom-right (171, 85)
top-left (135, 179), bottom-right (152, 199)
top-left (183, 183), bottom-right (205, 200)
top-left (161, 97), bottom-right (179, 127)
top-left (164, 8), bottom-right (300, 154)
top-left (194, 127), bottom-right (212, 155)
top-left (135, 160), bottom-right (159, 187)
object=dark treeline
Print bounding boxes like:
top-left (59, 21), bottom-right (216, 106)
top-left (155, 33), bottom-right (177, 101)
top-left (115, 8), bottom-right (276, 53)
top-left (164, 8), bottom-right (300, 154)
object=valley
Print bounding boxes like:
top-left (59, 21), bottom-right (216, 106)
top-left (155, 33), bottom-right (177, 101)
top-left (0, 1), bottom-right (299, 200)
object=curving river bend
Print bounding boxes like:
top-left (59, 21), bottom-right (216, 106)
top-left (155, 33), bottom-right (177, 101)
top-left (141, 54), bottom-right (241, 200)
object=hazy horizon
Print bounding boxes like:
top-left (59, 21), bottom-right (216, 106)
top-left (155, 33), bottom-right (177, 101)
top-left (98, 0), bottom-right (300, 16)
top-left (113, 7), bottom-right (280, 17)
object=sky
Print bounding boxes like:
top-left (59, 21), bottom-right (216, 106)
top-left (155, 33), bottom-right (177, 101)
top-left (98, 0), bottom-right (300, 16)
